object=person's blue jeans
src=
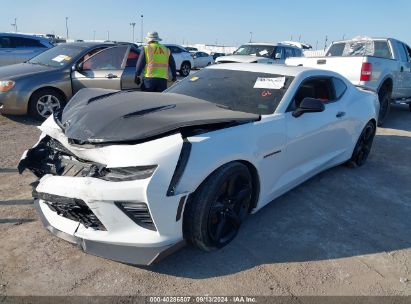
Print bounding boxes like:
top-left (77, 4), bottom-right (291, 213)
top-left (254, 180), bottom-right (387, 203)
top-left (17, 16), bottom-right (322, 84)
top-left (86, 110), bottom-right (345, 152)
top-left (141, 78), bottom-right (167, 92)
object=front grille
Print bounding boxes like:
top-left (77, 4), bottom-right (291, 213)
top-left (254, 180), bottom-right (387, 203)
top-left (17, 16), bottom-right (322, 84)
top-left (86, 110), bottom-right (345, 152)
top-left (115, 202), bottom-right (156, 231)
top-left (35, 192), bottom-right (106, 231)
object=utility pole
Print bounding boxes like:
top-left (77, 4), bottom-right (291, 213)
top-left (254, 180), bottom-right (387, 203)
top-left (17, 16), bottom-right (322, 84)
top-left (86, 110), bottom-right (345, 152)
top-left (130, 22), bottom-right (136, 43)
top-left (249, 32), bottom-right (253, 43)
top-left (107, 30), bottom-right (110, 41)
top-left (65, 17), bottom-right (69, 39)
top-left (298, 34), bottom-right (301, 42)
top-left (324, 35), bottom-right (328, 50)
top-left (342, 34), bottom-right (346, 40)
top-left (140, 14), bottom-right (144, 44)
top-left (316, 40), bottom-right (319, 50)
top-left (11, 18), bottom-right (17, 32)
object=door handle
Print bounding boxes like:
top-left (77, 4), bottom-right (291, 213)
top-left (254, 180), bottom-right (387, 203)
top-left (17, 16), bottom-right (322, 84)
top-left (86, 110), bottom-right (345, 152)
top-left (105, 73), bottom-right (118, 79)
top-left (336, 111), bottom-right (346, 118)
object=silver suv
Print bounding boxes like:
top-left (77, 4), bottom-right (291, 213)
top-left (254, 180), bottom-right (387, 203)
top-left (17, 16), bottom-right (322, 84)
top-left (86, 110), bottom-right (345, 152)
top-left (0, 33), bottom-right (54, 66)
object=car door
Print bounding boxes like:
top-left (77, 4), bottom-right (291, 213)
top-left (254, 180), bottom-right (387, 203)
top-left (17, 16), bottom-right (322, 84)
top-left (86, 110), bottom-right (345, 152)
top-left (273, 47), bottom-right (285, 64)
top-left (280, 76), bottom-right (352, 190)
top-left (0, 36), bottom-right (16, 66)
top-left (120, 47), bottom-right (141, 90)
top-left (71, 45), bottom-right (129, 93)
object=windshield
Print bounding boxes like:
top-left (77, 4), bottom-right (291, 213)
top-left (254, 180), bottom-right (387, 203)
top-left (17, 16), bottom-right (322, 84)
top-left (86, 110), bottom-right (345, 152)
top-left (165, 69), bottom-right (294, 115)
top-left (28, 44), bottom-right (86, 67)
top-left (233, 45), bottom-right (276, 58)
top-left (326, 40), bottom-right (392, 59)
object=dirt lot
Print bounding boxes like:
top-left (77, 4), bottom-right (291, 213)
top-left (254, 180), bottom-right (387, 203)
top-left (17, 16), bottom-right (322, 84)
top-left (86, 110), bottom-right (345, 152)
top-left (0, 105), bottom-right (410, 296)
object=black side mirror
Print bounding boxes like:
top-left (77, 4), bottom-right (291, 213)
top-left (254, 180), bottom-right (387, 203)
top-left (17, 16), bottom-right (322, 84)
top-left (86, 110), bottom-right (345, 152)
top-left (292, 97), bottom-right (325, 118)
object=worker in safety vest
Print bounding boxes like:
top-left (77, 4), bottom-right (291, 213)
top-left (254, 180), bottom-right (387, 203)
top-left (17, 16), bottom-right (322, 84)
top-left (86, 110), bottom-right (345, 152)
top-left (135, 31), bottom-right (177, 92)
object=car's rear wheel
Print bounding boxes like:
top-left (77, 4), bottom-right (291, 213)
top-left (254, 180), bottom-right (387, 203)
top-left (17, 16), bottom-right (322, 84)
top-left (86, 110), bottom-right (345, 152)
top-left (183, 162), bottom-right (253, 251)
top-left (179, 62), bottom-right (191, 77)
top-left (29, 89), bottom-right (65, 120)
top-left (377, 86), bottom-right (391, 126)
top-left (346, 121), bottom-right (376, 168)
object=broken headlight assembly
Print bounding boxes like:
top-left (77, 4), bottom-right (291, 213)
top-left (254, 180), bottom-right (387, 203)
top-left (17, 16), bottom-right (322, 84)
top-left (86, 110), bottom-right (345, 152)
top-left (101, 166), bottom-right (157, 182)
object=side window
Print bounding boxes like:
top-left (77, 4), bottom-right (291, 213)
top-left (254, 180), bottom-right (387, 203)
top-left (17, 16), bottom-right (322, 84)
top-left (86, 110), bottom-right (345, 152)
top-left (11, 37), bottom-right (45, 48)
top-left (284, 48), bottom-right (294, 59)
top-left (332, 77), bottom-right (347, 99)
top-left (402, 44), bottom-right (411, 63)
top-left (169, 46), bottom-right (181, 54)
top-left (289, 77), bottom-right (335, 110)
top-left (83, 46), bottom-right (128, 70)
top-left (79, 47), bottom-right (106, 70)
top-left (126, 49), bottom-right (140, 67)
top-left (293, 48), bottom-right (302, 57)
top-left (396, 42), bottom-right (409, 62)
top-left (0, 37), bottom-right (12, 48)
top-left (274, 47), bottom-right (284, 59)
top-left (373, 41), bottom-right (392, 59)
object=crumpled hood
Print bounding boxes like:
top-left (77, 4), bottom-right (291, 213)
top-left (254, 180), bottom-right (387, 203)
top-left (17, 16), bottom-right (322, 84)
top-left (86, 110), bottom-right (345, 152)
top-left (0, 63), bottom-right (54, 79)
top-left (58, 88), bottom-right (259, 144)
top-left (216, 55), bottom-right (272, 63)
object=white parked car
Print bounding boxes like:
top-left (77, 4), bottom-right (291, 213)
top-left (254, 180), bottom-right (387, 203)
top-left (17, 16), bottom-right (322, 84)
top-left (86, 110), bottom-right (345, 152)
top-left (215, 43), bottom-right (303, 64)
top-left (191, 51), bottom-right (213, 69)
top-left (164, 44), bottom-right (194, 77)
top-left (19, 64), bottom-right (379, 265)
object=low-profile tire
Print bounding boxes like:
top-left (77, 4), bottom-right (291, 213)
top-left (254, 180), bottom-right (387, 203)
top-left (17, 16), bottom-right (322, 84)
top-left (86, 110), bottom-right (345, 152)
top-left (346, 121), bottom-right (376, 168)
top-left (183, 162), bottom-right (253, 251)
top-left (377, 86), bottom-right (391, 126)
top-left (29, 89), bottom-right (65, 121)
top-left (179, 62), bottom-right (191, 77)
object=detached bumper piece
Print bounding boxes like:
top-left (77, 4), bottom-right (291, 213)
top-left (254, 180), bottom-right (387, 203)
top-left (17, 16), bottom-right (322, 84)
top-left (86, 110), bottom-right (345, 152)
top-left (34, 192), bottom-right (106, 231)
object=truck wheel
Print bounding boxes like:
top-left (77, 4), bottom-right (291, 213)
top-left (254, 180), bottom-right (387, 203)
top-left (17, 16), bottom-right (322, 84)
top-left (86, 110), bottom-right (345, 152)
top-left (179, 62), bottom-right (191, 77)
top-left (346, 121), bottom-right (376, 168)
top-left (29, 89), bottom-right (65, 121)
top-left (377, 87), bottom-right (391, 126)
top-left (183, 162), bottom-right (253, 251)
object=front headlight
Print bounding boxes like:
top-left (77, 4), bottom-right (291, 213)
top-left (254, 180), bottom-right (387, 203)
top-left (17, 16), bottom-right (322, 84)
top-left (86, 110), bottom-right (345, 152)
top-left (101, 165), bottom-right (157, 182)
top-left (0, 80), bottom-right (15, 92)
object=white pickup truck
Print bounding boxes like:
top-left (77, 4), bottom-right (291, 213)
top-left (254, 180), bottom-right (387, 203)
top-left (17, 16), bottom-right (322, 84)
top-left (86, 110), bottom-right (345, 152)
top-left (286, 37), bottom-right (411, 125)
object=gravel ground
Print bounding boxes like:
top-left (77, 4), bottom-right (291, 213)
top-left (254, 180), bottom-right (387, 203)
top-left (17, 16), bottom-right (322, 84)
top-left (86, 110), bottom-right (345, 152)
top-left (0, 105), bottom-right (410, 296)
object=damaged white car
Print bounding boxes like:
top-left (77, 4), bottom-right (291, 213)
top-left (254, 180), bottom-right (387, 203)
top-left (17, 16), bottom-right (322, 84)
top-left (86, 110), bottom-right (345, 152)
top-left (19, 64), bottom-right (379, 265)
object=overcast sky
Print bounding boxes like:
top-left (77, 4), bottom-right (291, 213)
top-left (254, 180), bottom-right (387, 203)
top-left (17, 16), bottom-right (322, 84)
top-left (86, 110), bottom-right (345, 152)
top-left (1, 0), bottom-right (410, 48)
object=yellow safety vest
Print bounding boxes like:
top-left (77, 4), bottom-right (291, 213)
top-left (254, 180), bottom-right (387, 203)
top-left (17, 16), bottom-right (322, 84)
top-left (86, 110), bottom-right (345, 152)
top-left (144, 42), bottom-right (170, 79)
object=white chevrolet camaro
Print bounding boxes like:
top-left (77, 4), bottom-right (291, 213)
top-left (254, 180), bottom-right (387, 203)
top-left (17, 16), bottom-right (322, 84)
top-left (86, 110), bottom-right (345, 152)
top-left (19, 64), bottom-right (379, 265)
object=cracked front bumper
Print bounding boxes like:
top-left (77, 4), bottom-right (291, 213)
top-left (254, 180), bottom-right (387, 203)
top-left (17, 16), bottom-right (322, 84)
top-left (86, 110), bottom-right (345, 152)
top-left (34, 199), bottom-right (185, 265)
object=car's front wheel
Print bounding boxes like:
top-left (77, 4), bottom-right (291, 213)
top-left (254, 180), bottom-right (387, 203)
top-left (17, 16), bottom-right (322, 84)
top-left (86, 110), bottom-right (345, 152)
top-left (179, 62), bottom-right (191, 77)
top-left (29, 89), bottom-right (65, 120)
top-left (346, 121), bottom-right (376, 168)
top-left (184, 162), bottom-right (253, 251)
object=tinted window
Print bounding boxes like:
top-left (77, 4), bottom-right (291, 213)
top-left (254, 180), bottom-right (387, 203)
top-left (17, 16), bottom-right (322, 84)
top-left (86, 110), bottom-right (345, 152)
top-left (326, 43), bottom-right (345, 56)
top-left (373, 41), bottom-right (392, 59)
top-left (397, 42), bottom-right (408, 62)
top-left (166, 46), bottom-right (181, 54)
top-left (0, 36), bottom-right (12, 48)
top-left (332, 78), bottom-right (347, 99)
top-left (293, 48), bottom-right (302, 57)
top-left (274, 47), bottom-right (283, 59)
top-left (233, 44), bottom-right (276, 58)
top-left (126, 49), bottom-right (140, 67)
top-left (166, 69), bottom-right (294, 115)
top-left (12, 37), bottom-right (46, 48)
top-left (284, 48), bottom-right (294, 59)
top-left (290, 77), bottom-right (335, 110)
top-left (405, 45), bottom-right (411, 62)
top-left (83, 46), bottom-right (128, 70)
